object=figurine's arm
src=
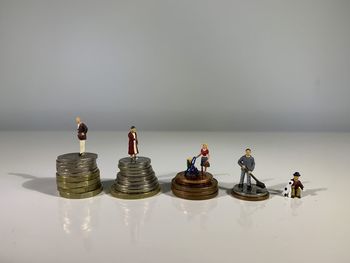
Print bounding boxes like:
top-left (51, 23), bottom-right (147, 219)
top-left (300, 182), bottom-right (304, 190)
top-left (238, 157), bottom-right (245, 169)
top-left (83, 124), bottom-right (88, 134)
top-left (251, 158), bottom-right (255, 171)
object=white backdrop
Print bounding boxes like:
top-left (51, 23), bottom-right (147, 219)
top-left (1, 0), bottom-right (350, 131)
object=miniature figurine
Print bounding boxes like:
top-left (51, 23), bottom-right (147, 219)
top-left (185, 157), bottom-right (200, 177)
top-left (111, 127), bottom-right (160, 199)
top-left (128, 126), bottom-right (139, 161)
top-left (232, 148), bottom-right (269, 201)
top-left (76, 116), bottom-right (88, 156)
top-left (196, 143), bottom-right (210, 174)
top-left (290, 172), bottom-right (304, 198)
top-left (237, 148), bottom-right (255, 191)
top-left (282, 179), bottom-right (294, 197)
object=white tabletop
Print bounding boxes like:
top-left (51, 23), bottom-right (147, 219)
top-left (0, 131), bottom-right (348, 263)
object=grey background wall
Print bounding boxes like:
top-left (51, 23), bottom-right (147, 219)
top-left (0, 0), bottom-right (349, 131)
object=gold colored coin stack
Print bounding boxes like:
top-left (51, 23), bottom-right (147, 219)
top-left (56, 153), bottom-right (103, 199)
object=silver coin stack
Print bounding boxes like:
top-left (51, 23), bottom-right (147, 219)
top-left (110, 156), bottom-right (161, 199)
top-left (56, 153), bottom-right (103, 199)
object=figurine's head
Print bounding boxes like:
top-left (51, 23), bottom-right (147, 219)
top-left (130, 126), bottom-right (136, 133)
top-left (293, 172), bottom-right (301, 180)
top-left (75, 116), bottom-right (81, 124)
top-left (245, 148), bottom-right (251, 157)
top-left (202, 143), bottom-right (208, 149)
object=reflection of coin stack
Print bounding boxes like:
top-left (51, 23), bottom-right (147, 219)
top-left (110, 157), bottom-right (160, 199)
top-left (171, 172), bottom-right (218, 200)
top-left (56, 153), bottom-right (103, 199)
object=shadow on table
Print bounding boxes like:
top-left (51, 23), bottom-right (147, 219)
top-left (157, 173), bottom-right (176, 196)
top-left (8, 172), bottom-right (58, 197)
top-left (303, 187), bottom-right (327, 197)
top-left (101, 179), bottom-right (115, 194)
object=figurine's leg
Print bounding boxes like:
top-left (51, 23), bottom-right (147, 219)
top-left (79, 140), bottom-right (85, 155)
top-left (247, 172), bottom-right (251, 186)
top-left (296, 188), bottom-right (301, 198)
top-left (239, 170), bottom-right (245, 188)
top-left (246, 172), bottom-right (252, 191)
top-left (291, 188), bottom-right (295, 198)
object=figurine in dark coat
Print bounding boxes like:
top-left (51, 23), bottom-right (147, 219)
top-left (76, 116), bottom-right (88, 156)
top-left (291, 172), bottom-right (304, 198)
top-left (128, 126), bottom-right (139, 160)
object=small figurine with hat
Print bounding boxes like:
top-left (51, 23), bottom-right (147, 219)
top-left (291, 172), bottom-right (304, 198)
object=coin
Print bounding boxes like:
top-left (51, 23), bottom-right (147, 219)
top-left (110, 185), bottom-right (161, 199)
top-left (57, 177), bottom-right (101, 189)
top-left (57, 152), bottom-right (98, 161)
top-left (171, 172), bottom-right (218, 200)
top-left (56, 170), bottom-right (100, 182)
top-left (110, 156), bottom-right (160, 199)
top-left (58, 183), bottom-right (102, 194)
top-left (55, 152), bottom-right (102, 199)
top-left (59, 185), bottom-right (103, 199)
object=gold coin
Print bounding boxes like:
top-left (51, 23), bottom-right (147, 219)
top-left (57, 183), bottom-right (101, 194)
top-left (59, 186), bottom-right (103, 199)
top-left (56, 171), bottom-right (100, 182)
top-left (57, 177), bottom-right (100, 189)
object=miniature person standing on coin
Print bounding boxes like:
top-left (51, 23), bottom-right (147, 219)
top-left (128, 126), bottom-right (139, 161)
top-left (76, 117), bottom-right (88, 156)
top-left (196, 144), bottom-right (210, 174)
top-left (290, 172), bottom-right (304, 198)
top-left (238, 148), bottom-right (255, 192)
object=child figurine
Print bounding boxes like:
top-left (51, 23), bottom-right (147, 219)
top-left (291, 172), bottom-right (304, 198)
top-left (237, 148), bottom-right (255, 191)
top-left (196, 144), bottom-right (210, 174)
top-left (128, 126), bottom-right (139, 161)
top-left (75, 116), bottom-right (88, 156)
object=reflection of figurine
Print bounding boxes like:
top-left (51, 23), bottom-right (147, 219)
top-left (75, 116), bottom-right (88, 156)
top-left (290, 172), bottom-right (304, 198)
top-left (128, 126), bottom-right (139, 160)
top-left (196, 144), bottom-right (210, 174)
top-left (238, 148), bottom-right (255, 191)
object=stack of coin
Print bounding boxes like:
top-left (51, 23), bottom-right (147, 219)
top-left (56, 153), bottom-right (103, 199)
top-left (171, 171), bottom-right (218, 200)
top-left (110, 157), bottom-right (160, 199)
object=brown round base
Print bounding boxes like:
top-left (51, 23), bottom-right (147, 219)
top-left (171, 171), bottom-right (218, 200)
top-left (231, 184), bottom-right (269, 201)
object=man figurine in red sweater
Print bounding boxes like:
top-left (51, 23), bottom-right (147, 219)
top-left (291, 172), bottom-right (304, 198)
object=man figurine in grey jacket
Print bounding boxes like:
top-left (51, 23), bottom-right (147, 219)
top-left (238, 148), bottom-right (255, 191)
